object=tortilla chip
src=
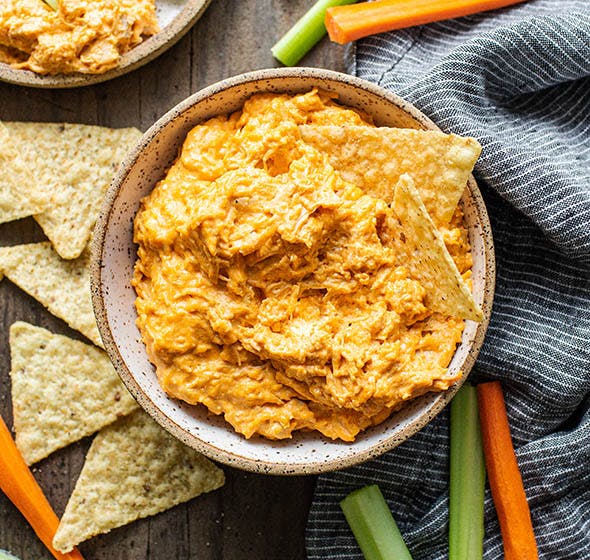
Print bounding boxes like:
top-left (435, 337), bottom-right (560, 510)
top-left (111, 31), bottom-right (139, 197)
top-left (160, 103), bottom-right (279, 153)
top-left (0, 123), bottom-right (48, 223)
top-left (9, 322), bottom-right (139, 465)
top-left (0, 242), bottom-right (102, 346)
top-left (299, 125), bottom-right (481, 225)
top-left (53, 410), bottom-right (225, 553)
top-left (4, 122), bottom-right (141, 259)
top-left (393, 174), bottom-right (483, 321)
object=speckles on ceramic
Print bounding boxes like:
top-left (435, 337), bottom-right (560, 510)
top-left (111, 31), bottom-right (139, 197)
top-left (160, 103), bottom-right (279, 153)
top-left (90, 68), bottom-right (496, 476)
top-left (0, 0), bottom-right (212, 89)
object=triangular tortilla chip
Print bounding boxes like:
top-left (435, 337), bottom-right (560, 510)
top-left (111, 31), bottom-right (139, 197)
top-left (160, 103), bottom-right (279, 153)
top-left (299, 125), bottom-right (481, 225)
top-left (392, 174), bottom-right (483, 321)
top-left (0, 242), bottom-right (102, 346)
top-left (53, 410), bottom-right (225, 553)
top-left (9, 322), bottom-right (139, 465)
top-left (0, 123), bottom-right (48, 223)
top-left (4, 122), bottom-right (141, 259)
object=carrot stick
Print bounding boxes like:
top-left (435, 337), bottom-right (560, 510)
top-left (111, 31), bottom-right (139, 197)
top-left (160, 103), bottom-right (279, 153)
top-left (477, 381), bottom-right (538, 560)
top-left (325, 0), bottom-right (528, 43)
top-left (0, 415), bottom-right (85, 560)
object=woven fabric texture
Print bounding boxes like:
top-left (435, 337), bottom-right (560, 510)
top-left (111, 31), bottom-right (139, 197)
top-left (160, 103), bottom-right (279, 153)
top-left (306, 1), bottom-right (590, 558)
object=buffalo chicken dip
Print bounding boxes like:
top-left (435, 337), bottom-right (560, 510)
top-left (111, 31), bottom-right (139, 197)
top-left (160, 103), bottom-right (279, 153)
top-left (0, 0), bottom-right (158, 74)
top-left (132, 90), bottom-right (482, 442)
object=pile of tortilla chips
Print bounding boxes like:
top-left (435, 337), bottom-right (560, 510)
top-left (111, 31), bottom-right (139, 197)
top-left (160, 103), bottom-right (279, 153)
top-left (0, 122), bottom-right (224, 553)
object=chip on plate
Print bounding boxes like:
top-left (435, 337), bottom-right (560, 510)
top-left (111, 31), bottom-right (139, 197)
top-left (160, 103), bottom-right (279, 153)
top-left (0, 242), bottom-right (101, 346)
top-left (0, 123), bottom-right (48, 224)
top-left (53, 410), bottom-right (225, 553)
top-left (299, 124), bottom-right (481, 225)
top-left (9, 321), bottom-right (138, 465)
top-left (392, 174), bottom-right (483, 321)
top-left (3, 122), bottom-right (141, 260)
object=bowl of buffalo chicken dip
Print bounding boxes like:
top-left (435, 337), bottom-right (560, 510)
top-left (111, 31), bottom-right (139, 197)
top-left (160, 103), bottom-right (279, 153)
top-left (0, 0), bottom-right (212, 87)
top-left (91, 68), bottom-right (495, 474)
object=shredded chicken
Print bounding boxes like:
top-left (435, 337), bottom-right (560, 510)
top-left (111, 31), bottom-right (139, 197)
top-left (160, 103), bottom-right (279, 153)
top-left (133, 90), bottom-right (469, 441)
top-left (0, 0), bottom-right (158, 74)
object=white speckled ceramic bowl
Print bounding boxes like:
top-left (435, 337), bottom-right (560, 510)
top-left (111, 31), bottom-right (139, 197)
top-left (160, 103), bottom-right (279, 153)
top-left (91, 68), bottom-right (495, 475)
top-left (0, 0), bottom-right (212, 89)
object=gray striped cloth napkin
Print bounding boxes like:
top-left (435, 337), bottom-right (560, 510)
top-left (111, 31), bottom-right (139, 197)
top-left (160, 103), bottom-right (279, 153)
top-left (306, 1), bottom-right (590, 558)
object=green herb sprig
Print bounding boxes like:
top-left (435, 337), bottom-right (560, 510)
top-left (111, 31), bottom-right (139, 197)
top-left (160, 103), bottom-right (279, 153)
top-left (41, 0), bottom-right (58, 11)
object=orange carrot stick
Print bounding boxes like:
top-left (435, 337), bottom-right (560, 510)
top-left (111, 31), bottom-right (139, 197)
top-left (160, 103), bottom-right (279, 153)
top-left (0, 416), bottom-right (85, 560)
top-left (477, 381), bottom-right (538, 560)
top-left (326, 0), bottom-right (528, 43)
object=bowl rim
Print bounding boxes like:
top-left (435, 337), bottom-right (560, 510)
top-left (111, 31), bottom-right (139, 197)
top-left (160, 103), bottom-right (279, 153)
top-left (91, 67), bottom-right (496, 475)
top-left (0, 0), bottom-right (212, 89)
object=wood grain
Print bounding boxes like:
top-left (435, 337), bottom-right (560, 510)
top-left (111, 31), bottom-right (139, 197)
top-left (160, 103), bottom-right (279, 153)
top-left (0, 1), bottom-right (346, 558)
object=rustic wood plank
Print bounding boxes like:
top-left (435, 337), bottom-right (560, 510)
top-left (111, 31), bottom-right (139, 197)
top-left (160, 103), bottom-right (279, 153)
top-left (0, 0), bottom-right (350, 557)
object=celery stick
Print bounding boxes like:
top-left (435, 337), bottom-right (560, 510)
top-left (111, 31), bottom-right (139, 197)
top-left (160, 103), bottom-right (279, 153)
top-left (449, 383), bottom-right (486, 560)
top-left (272, 0), bottom-right (357, 66)
top-left (340, 484), bottom-right (413, 560)
top-left (0, 551), bottom-right (21, 560)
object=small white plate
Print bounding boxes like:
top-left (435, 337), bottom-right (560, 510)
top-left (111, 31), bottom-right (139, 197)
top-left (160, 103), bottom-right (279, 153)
top-left (0, 0), bottom-right (212, 89)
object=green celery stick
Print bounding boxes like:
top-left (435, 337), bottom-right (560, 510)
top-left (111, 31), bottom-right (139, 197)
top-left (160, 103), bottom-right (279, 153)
top-left (340, 484), bottom-right (413, 560)
top-left (0, 551), bottom-right (21, 560)
top-left (272, 0), bottom-right (357, 66)
top-left (449, 383), bottom-right (486, 560)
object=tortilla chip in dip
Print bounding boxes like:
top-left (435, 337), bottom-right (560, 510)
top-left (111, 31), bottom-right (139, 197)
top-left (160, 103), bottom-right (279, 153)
top-left (3, 122), bottom-right (141, 260)
top-left (9, 321), bottom-right (138, 465)
top-left (299, 124), bottom-right (481, 225)
top-left (392, 174), bottom-right (483, 322)
top-left (53, 411), bottom-right (225, 553)
top-left (0, 242), bottom-right (101, 346)
top-left (132, 90), bottom-right (482, 443)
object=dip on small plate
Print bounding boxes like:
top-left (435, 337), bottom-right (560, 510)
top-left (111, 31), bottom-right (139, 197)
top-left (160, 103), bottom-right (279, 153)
top-left (0, 0), bottom-right (212, 88)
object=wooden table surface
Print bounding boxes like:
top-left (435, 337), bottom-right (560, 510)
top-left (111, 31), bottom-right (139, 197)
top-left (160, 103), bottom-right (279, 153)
top-left (0, 2), bottom-right (346, 558)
